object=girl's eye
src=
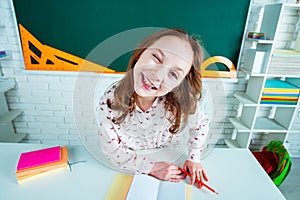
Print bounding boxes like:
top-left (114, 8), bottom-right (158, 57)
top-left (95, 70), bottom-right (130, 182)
top-left (170, 71), bottom-right (178, 79)
top-left (152, 54), bottom-right (161, 63)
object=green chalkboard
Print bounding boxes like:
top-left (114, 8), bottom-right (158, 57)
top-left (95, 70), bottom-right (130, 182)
top-left (13, 0), bottom-right (250, 72)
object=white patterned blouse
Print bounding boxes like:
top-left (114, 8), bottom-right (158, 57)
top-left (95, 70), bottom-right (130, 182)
top-left (97, 85), bottom-right (209, 174)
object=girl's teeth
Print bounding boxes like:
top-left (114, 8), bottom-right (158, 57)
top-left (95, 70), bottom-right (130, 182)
top-left (143, 75), bottom-right (155, 89)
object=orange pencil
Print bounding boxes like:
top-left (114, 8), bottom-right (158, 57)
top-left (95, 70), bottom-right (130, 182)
top-left (179, 168), bottom-right (219, 195)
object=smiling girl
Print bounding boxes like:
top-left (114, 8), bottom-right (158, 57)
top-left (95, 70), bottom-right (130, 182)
top-left (97, 28), bottom-right (209, 185)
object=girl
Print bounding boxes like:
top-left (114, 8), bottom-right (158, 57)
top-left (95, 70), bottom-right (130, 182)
top-left (97, 28), bottom-right (209, 185)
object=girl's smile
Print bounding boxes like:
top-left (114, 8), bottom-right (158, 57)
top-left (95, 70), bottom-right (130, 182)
top-left (141, 73), bottom-right (158, 91)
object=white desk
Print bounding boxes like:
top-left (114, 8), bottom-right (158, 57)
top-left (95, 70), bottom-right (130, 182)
top-left (0, 143), bottom-right (286, 200)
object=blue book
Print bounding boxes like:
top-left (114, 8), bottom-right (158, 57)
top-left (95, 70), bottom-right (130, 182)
top-left (262, 93), bottom-right (299, 97)
top-left (264, 80), bottom-right (298, 89)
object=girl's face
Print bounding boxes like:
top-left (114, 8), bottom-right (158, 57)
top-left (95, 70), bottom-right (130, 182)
top-left (133, 36), bottom-right (193, 98)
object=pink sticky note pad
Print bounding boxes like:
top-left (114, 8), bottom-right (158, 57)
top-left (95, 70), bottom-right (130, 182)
top-left (17, 146), bottom-right (61, 171)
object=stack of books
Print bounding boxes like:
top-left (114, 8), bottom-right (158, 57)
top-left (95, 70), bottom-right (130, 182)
top-left (247, 32), bottom-right (265, 39)
top-left (269, 49), bottom-right (300, 75)
top-left (261, 79), bottom-right (300, 105)
top-left (16, 146), bottom-right (69, 184)
top-left (0, 51), bottom-right (7, 58)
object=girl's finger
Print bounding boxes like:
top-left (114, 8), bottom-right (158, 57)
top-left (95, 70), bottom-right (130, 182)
top-left (172, 174), bottom-right (185, 179)
top-left (168, 177), bottom-right (181, 182)
top-left (190, 169), bottom-right (196, 185)
top-left (196, 170), bottom-right (202, 183)
top-left (172, 169), bottom-right (182, 175)
top-left (202, 170), bottom-right (209, 181)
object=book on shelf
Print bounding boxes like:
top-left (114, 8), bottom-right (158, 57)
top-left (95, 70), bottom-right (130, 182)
top-left (263, 88), bottom-right (300, 93)
top-left (16, 146), bottom-right (69, 184)
top-left (261, 80), bottom-right (299, 105)
top-left (0, 51), bottom-right (7, 58)
top-left (264, 80), bottom-right (299, 91)
top-left (272, 49), bottom-right (300, 58)
top-left (270, 57), bottom-right (300, 63)
top-left (270, 50), bottom-right (300, 72)
top-left (261, 97), bottom-right (298, 101)
top-left (105, 173), bottom-right (192, 200)
top-left (247, 32), bottom-right (265, 39)
top-left (270, 62), bottom-right (300, 67)
top-left (269, 66), bottom-right (300, 70)
top-left (260, 101), bottom-right (297, 105)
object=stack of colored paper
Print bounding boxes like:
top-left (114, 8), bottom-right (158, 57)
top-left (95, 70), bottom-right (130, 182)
top-left (248, 32), bottom-right (265, 39)
top-left (16, 146), bottom-right (69, 184)
top-left (269, 49), bottom-right (300, 74)
top-left (261, 80), bottom-right (299, 105)
top-left (0, 51), bottom-right (7, 58)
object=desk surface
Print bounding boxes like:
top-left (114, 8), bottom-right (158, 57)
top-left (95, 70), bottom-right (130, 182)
top-left (0, 143), bottom-right (286, 200)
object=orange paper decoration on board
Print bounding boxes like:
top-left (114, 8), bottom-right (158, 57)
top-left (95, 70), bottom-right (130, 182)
top-left (18, 24), bottom-right (116, 73)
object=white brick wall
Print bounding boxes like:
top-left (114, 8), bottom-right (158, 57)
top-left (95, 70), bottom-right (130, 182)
top-left (0, 0), bottom-right (300, 156)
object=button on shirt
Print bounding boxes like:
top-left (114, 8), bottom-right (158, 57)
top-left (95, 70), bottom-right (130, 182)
top-left (97, 86), bottom-right (209, 174)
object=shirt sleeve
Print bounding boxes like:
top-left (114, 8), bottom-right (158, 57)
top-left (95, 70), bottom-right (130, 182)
top-left (187, 106), bottom-right (210, 163)
top-left (97, 94), bottom-right (154, 174)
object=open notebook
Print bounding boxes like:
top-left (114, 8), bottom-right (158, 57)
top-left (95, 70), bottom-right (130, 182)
top-left (126, 174), bottom-right (188, 200)
top-left (105, 173), bottom-right (192, 200)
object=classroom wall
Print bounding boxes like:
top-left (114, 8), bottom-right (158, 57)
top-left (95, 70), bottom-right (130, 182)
top-left (0, 0), bottom-right (299, 156)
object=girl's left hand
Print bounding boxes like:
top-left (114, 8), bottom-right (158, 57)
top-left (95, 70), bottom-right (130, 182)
top-left (183, 160), bottom-right (208, 185)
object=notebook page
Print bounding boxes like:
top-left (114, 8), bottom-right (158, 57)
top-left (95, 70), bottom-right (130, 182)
top-left (157, 180), bottom-right (186, 200)
top-left (126, 174), bottom-right (159, 200)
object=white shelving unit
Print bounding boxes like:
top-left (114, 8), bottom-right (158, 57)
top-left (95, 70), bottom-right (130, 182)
top-left (0, 78), bottom-right (26, 142)
top-left (0, 19), bottom-right (26, 142)
top-left (226, 3), bottom-right (300, 150)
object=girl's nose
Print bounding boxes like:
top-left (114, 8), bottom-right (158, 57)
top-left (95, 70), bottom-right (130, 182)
top-left (151, 66), bottom-right (169, 88)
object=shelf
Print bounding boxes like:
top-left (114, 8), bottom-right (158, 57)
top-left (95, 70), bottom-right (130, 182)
top-left (0, 78), bottom-right (15, 92)
top-left (229, 118), bottom-right (251, 132)
top-left (0, 110), bottom-right (22, 125)
top-left (0, 133), bottom-right (27, 143)
top-left (224, 139), bottom-right (241, 148)
top-left (240, 67), bottom-right (266, 77)
top-left (253, 118), bottom-right (287, 132)
top-left (288, 130), bottom-right (300, 133)
top-left (258, 103), bottom-right (298, 108)
top-left (234, 92), bottom-right (257, 106)
top-left (241, 67), bottom-right (300, 78)
top-left (228, 117), bottom-right (287, 133)
top-left (246, 38), bottom-right (274, 44)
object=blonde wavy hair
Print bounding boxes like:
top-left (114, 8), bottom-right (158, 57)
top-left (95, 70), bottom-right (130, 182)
top-left (107, 28), bottom-right (204, 134)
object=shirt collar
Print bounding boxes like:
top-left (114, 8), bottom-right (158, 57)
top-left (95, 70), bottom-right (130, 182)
top-left (135, 96), bottom-right (164, 113)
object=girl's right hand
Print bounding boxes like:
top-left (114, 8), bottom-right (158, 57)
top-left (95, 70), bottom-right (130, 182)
top-left (149, 162), bottom-right (185, 182)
